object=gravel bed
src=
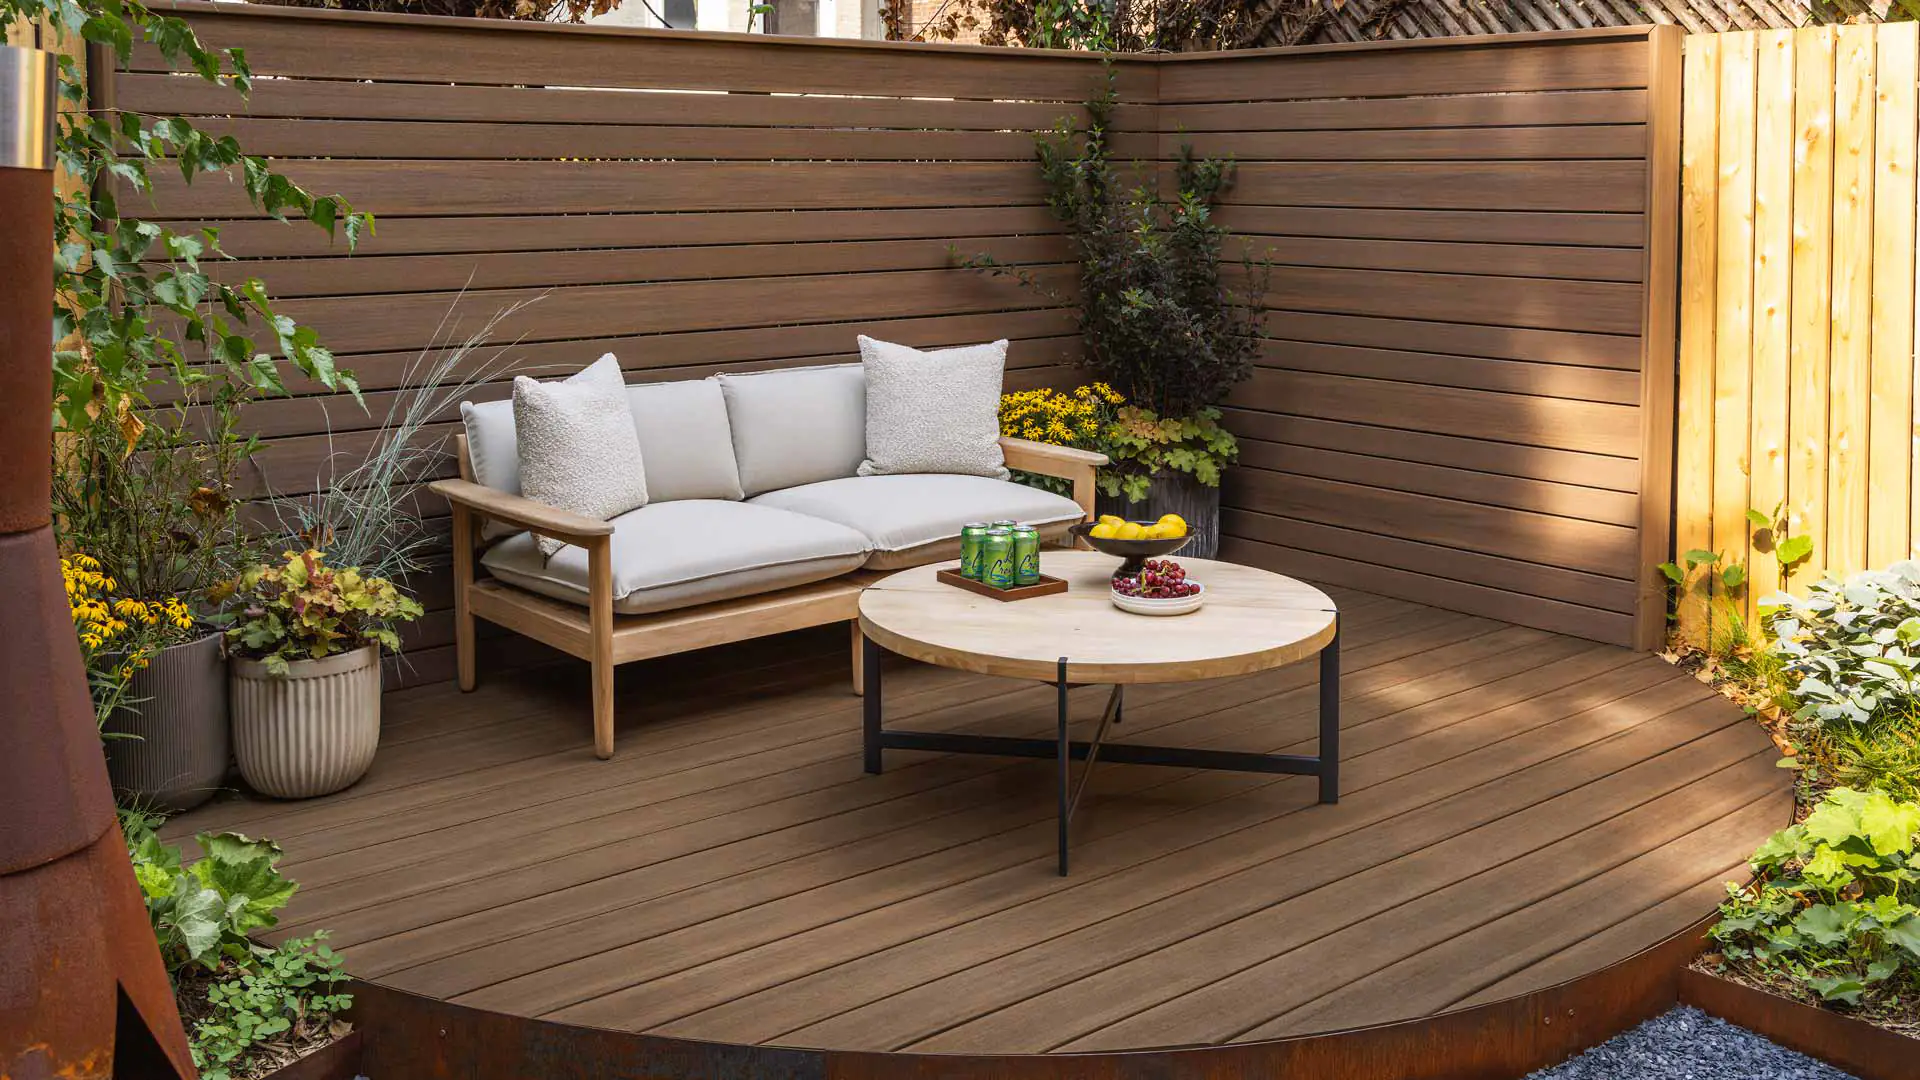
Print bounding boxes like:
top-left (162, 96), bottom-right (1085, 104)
top-left (1528, 1006), bottom-right (1859, 1080)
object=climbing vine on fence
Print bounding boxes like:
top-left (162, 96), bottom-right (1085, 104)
top-left (2, 0), bottom-right (369, 437)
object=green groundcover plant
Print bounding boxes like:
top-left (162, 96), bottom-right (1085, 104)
top-left (1764, 562), bottom-right (1920, 728)
top-left (1711, 787), bottom-right (1920, 1006)
top-left (122, 812), bottom-right (351, 1079)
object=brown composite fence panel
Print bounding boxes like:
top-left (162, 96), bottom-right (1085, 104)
top-left (1169, 29), bottom-right (1680, 649)
top-left (126, 4), bottom-right (1146, 686)
top-left (123, 8), bottom-right (1679, 684)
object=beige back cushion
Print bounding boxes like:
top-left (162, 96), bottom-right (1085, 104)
top-left (716, 364), bottom-right (867, 498)
top-left (459, 371), bottom-right (743, 539)
top-left (627, 379), bottom-right (745, 502)
top-left (856, 336), bottom-right (1009, 480)
top-left (512, 355), bottom-right (651, 558)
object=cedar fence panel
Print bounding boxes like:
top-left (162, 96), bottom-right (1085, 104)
top-left (123, 7), bottom-right (1681, 684)
top-left (1674, 23), bottom-right (1920, 646)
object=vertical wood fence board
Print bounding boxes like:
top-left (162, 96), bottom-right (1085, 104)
top-left (1676, 33), bottom-right (1721, 646)
top-left (1747, 29), bottom-right (1795, 622)
top-left (1711, 32), bottom-right (1757, 637)
top-left (1869, 23), bottom-right (1917, 570)
top-left (1636, 26), bottom-right (1685, 652)
top-left (1827, 24), bottom-right (1877, 577)
top-left (1789, 27), bottom-right (1837, 587)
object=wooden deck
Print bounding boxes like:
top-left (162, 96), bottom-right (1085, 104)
top-left (168, 586), bottom-right (1790, 1055)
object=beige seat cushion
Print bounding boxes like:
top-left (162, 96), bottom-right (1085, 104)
top-left (481, 500), bottom-right (870, 616)
top-left (717, 364), bottom-right (866, 497)
top-left (749, 474), bottom-right (1085, 570)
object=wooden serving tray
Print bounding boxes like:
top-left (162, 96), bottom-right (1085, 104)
top-left (936, 568), bottom-right (1069, 602)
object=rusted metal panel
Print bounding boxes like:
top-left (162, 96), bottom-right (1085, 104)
top-left (340, 922), bottom-right (1715, 1080)
top-left (1679, 968), bottom-right (1920, 1080)
top-left (349, 981), bottom-right (825, 1080)
top-left (0, 44), bottom-right (197, 1079)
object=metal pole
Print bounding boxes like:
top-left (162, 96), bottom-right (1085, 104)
top-left (1318, 620), bottom-right (1340, 805)
top-left (0, 45), bottom-right (196, 1079)
top-left (1056, 657), bottom-right (1070, 876)
top-left (862, 629), bottom-right (883, 774)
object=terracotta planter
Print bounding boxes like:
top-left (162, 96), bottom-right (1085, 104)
top-left (1097, 471), bottom-right (1223, 559)
top-left (230, 645), bottom-right (382, 799)
top-left (101, 632), bottom-right (230, 812)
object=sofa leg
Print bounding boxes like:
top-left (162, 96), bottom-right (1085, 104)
top-left (589, 537), bottom-right (615, 759)
top-left (850, 619), bottom-right (865, 697)
top-left (451, 506), bottom-right (478, 692)
top-left (592, 656), bottom-right (614, 760)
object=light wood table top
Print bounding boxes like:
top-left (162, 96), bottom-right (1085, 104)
top-left (858, 550), bottom-right (1337, 685)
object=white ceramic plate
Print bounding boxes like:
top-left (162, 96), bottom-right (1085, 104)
top-left (1110, 581), bottom-right (1205, 616)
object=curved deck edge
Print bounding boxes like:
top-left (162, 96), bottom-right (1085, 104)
top-left (333, 913), bottom-right (1717, 1080)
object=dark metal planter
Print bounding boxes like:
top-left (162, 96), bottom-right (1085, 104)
top-left (102, 632), bottom-right (230, 812)
top-left (1097, 471), bottom-right (1223, 559)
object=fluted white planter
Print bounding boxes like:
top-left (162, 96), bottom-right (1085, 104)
top-left (230, 645), bottom-right (381, 798)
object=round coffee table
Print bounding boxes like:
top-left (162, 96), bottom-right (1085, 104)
top-left (857, 549), bottom-right (1340, 875)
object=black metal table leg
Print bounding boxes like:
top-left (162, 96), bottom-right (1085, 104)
top-left (1319, 620), bottom-right (1340, 804)
top-left (863, 630), bottom-right (883, 775)
top-left (1056, 657), bottom-right (1070, 877)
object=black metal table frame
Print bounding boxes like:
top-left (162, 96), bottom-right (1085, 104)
top-left (861, 623), bottom-right (1339, 876)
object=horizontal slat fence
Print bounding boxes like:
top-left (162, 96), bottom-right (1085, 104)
top-left (130, 5), bottom-right (1144, 686)
top-left (125, 8), bottom-right (1680, 684)
top-left (1675, 23), bottom-right (1920, 646)
top-left (1181, 30), bottom-right (1680, 649)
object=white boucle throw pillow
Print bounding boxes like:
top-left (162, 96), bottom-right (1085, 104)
top-left (856, 336), bottom-right (1009, 480)
top-left (513, 354), bottom-right (648, 558)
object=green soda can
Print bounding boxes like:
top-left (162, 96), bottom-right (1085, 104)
top-left (990, 519), bottom-right (1018, 530)
top-left (983, 527), bottom-right (1015, 589)
top-left (958, 522), bottom-right (991, 580)
top-left (1011, 525), bottom-right (1041, 586)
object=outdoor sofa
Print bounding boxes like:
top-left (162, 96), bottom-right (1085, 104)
top-left (431, 360), bottom-right (1106, 758)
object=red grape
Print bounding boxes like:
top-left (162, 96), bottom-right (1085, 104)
top-left (1113, 559), bottom-right (1201, 600)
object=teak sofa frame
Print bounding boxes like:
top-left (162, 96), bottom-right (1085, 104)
top-left (431, 434), bottom-right (1105, 758)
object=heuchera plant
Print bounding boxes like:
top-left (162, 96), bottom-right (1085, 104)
top-left (1712, 787), bottom-right (1920, 1004)
top-left (1764, 562), bottom-right (1920, 726)
top-left (217, 550), bottom-right (422, 675)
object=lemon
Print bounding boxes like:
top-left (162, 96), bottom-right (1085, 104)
top-left (1098, 514), bottom-right (1125, 527)
top-left (1117, 522), bottom-right (1147, 540)
top-left (1089, 522), bottom-right (1119, 540)
top-left (1157, 513), bottom-right (1186, 530)
top-left (1145, 523), bottom-right (1176, 539)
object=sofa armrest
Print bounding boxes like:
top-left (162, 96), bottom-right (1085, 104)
top-left (999, 437), bottom-right (1105, 539)
top-left (999, 436), bottom-right (1108, 474)
top-left (429, 479), bottom-right (614, 548)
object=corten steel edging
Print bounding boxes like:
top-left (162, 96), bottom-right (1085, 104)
top-left (0, 43), bottom-right (198, 1080)
top-left (343, 916), bottom-right (1714, 1080)
top-left (252, 1030), bottom-right (365, 1080)
top-left (1678, 968), bottom-right (1920, 1080)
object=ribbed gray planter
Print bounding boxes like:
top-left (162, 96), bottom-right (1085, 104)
top-left (230, 644), bottom-right (382, 799)
top-left (101, 632), bottom-right (230, 812)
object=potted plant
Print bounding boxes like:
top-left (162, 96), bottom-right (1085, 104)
top-left (965, 72), bottom-right (1267, 559)
top-left (217, 550), bottom-right (423, 798)
top-left (54, 390), bottom-right (258, 811)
